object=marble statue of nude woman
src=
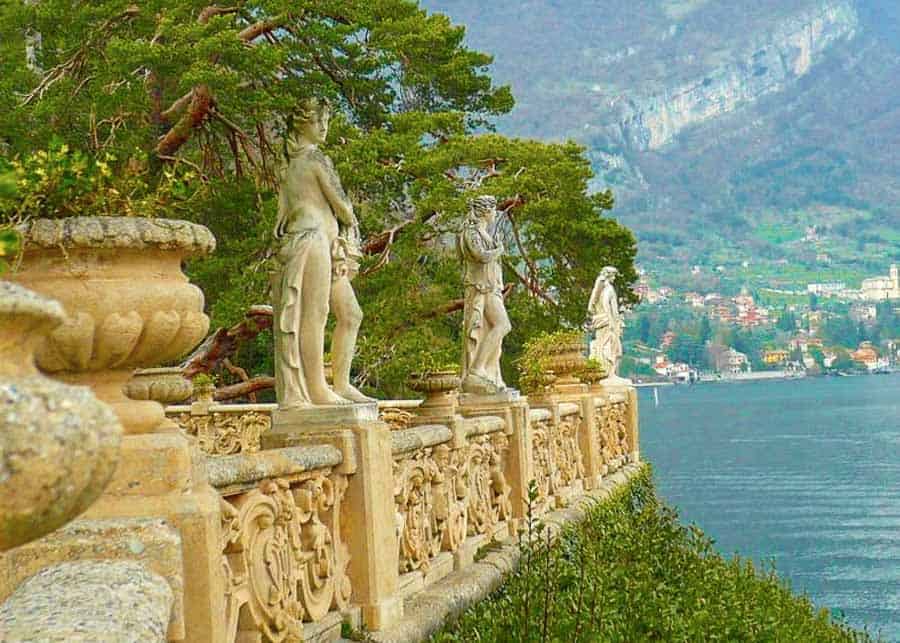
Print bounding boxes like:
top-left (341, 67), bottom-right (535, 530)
top-left (271, 98), bottom-right (374, 408)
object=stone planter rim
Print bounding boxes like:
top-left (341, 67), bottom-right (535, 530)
top-left (133, 367), bottom-right (188, 376)
top-left (19, 216), bottom-right (216, 258)
top-left (408, 368), bottom-right (461, 379)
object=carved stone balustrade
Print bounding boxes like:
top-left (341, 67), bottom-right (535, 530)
top-left (391, 425), bottom-right (457, 577)
top-left (166, 403), bottom-right (274, 456)
top-left (389, 413), bottom-right (513, 599)
top-left (207, 445), bottom-right (352, 643)
top-left (527, 403), bottom-right (587, 510)
top-left (594, 392), bottom-right (634, 474)
top-left (152, 385), bottom-right (640, 641)
top-left (165, 400), bottom-right (424, 455)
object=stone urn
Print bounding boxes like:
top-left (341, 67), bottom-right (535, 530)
top-left (125, 367), bottom-right (194, 405)
top-left (407, 369), bottom-right (460, 423)
top-left (579, 363), bottom-right (608, 390)
top-left (0, 282), bottom-right (122, 551)
top-left (12, 217), bottom-right (215, 434)
top-left (408, 370), bottom-right (460, 406)
top-left (544, 339), bottom-right (587, 385)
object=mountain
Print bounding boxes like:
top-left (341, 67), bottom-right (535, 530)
top-left (422, 0), bottom-right (900, 293)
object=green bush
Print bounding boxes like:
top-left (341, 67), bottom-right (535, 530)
top-left (432, 467), bottom-right (873, 642)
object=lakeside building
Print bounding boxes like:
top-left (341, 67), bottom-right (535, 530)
top-left (763, 349), bottom-right (791, 365)
top-left (849, 303), bottom-right (878, 324)
top-left (851, 342), bottom-right (880, 369)
top-left (660, 330), bottom-right (676, 349)
top-left (860, 264), bottom-right (900, 301)
top-left (708, 346), bottom-right (750, 374)
top-left (790, 336), bottom-right (824, 352)
top-left (684, 292), bottom-right (705, 307)
top-left (652, 355), bottom-right (697, 381)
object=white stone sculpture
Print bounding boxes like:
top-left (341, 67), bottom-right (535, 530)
top-left (588, 266), bottom-right (630, 384)
top-left (272, 98), bottom-right (374, 408)
top-left (458, 195), bottom-right (512, 395)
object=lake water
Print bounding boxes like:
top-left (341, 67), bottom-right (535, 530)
top-left (639, 374), bottom-right (900, 641)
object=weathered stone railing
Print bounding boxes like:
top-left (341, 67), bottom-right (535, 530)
top-left (595, 392), bottom-right (633, 474)
top-left (164, 400), bottom-right (422, 456)
top-left (207, 444), bottom-right (353, 642)
top-left (390, 415), bottom-right (513, 596)
top-left (156, 382), bottom-right (639, 641)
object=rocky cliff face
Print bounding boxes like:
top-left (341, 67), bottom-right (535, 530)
top-left (607, 1), bottom-right (858, 151)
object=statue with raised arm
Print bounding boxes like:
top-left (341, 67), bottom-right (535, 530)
top-left (271, 98), bottom-right (374, 408)
top-left (457, 195), bottom-right (512, 395)
top-left (588, 266), bottom-right (628, 383)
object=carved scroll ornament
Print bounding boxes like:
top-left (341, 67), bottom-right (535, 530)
top-left (220, 472), bottom-right (351, 642)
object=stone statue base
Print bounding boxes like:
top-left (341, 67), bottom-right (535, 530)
top-left (460, 372), bottom-right (506, 396)
top-left (264, 402), bottom-right (379, 448)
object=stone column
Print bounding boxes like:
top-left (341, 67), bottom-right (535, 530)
top-left (262, 404), bottom-right (404, 632)
top-left (578, 392), bottom-right (603, 489)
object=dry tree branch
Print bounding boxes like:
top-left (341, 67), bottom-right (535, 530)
top-left (156, 154), bottom-right (211, 181)
top-left (182, 305), bottom-right (273, 377)
top-left (503, 258), bottom-right (557, 306)
top-left (214, 376), bottom-right (275, 401)
top-left (238, 16), bottom-right (286, 43)
top-left (161, 90), bottom-right (194, 122)
top-left (198, 5), bottom-right (242, 24)
top-left (20, 5), bottom-right (140, 106)
top-left (156, 84), bottom-right (213, 156)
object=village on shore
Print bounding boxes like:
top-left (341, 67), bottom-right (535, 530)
top-left (623, 264), bottom-right (900, 384)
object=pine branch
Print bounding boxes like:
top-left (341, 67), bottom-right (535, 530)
top-left (156, 85), bottom-right (213, 157)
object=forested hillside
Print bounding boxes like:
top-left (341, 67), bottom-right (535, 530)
top-left (424, 0), bottom-right (900, 291)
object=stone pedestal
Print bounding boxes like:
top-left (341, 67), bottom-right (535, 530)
top-left (83, 431), bottom-right (224, 642)
top-left (10, 218), bottom-right (225, 642)
top-left (262, 404), bottom-right (404, 632)
top-left (458, 393), bottom-right (531, 531)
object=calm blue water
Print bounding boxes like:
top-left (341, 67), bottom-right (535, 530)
top-left (639, 374), bottom-right (900, 641)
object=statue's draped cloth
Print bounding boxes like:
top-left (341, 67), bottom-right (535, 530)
top-left (589, 286), bottom-right (623, 371)
top-left (272, 228), bottom-right (329, 408)
top-left (459, 225), bottom-right (504, 387)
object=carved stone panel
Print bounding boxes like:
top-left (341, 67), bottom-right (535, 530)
top-left (219, 471), bottom-right (351, 642)
top-left (393, 445), bottom-right (467, 574)
top-left (530, 416), bottom-right (558, 512)
top-left (594, 400), bottom-right (630, 471)
top-left (464, 432), bottom-right (512, 537)
top-left (172, 410), bottom-right (270, 456)
top-left (555, 413), bottom-right (585, 489)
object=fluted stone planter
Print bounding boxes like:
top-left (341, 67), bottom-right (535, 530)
top-left (9, 217), bottom-right (225, 641)
top-left (0, 283), bottom-right (122, 551)
top-left (544, 340), bottom-right (586, 386)
top-left (14, 217), bottom-right (214, 434)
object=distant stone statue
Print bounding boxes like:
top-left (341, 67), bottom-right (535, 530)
top-left (458, 195), bottom-right (512, 395)
top-left (588, 266), bottom-right (627, 382)
top-left (272, 98), bottom-right (374, 408)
